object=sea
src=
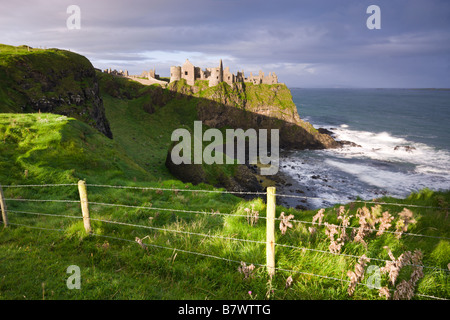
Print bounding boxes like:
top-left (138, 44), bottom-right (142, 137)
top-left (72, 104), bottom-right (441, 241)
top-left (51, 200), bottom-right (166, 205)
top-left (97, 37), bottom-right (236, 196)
top-left (277, 88), bottom-right (450, 210)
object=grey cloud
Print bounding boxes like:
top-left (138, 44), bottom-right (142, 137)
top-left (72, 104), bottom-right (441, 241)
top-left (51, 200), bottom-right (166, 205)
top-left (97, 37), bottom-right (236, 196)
top-left (0, 0), bottom-right (449, 87)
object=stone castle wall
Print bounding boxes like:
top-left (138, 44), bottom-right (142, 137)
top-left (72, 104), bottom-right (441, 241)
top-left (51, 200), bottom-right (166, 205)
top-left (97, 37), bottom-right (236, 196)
top-left (104, 59), bottom-right (278, 88)
top-left (169, 59), bottom-right (278, 87)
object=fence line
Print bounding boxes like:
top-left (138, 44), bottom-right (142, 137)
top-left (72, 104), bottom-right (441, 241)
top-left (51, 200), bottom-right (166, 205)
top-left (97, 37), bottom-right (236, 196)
top-left (3, 182), bottom-right (448, 210)
top-left (6, 197), bottom-right (448, 241)
top-left (8, 207), bottom-right (449, 273)
top-left (86, 183), bottom-right (267, 195)
top-left (7, 209), bottom-right (83, 220)
top-left (2, 220), bottom-right (446, 300)
top-left (4, 198), bottom-right (80, 204)
top-left (275, 193), bottom-right (450, 210)
top-left (1, 184), bottom-right (78, 188)
top-left (1, 181), bottom-right (449, 300)
top-left (1, 218), bottom-right (447, 300)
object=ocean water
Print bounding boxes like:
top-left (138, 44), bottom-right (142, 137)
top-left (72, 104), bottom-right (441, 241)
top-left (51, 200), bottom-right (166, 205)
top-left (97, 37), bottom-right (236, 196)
top-left (277, 88), bottom-right (450, 209)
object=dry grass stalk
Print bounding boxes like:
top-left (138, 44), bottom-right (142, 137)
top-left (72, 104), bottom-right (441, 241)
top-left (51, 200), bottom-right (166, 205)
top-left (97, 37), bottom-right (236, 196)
top-left (393, 250), bottom-right (424, 300)
top-left (381, 246), bottom-right (412, 285)
top-left (312, 208), bottom-right (325, 226)
top-left (279, 212), bottom-right (294, 235)
top-left (308, 227), bottom-right (317, 235)
top-left (347, 254), bottom-right (370, 296)
top-left (238, 262), bottom-right (255, 279)
top-left (244, 205), bottom-right (259, 226)
top-left (338, 212), bottom-right (353, 241)
top-left (336, 206), bottom-right (346, 218)
top-left (378, 286), bottom-right (391, 300)
top-left (395, 208), bottom-right (416, 238)
top-left (352, 206), bottom-right (376, 246)
top-left (380, 247), bottom-right (424, 300)
top-left (376, 211), bottom-right (394, 236)
top-left (135, 236), bottom-right (150, 251)
top-left (324, 223), bottom-right (344, 254)
top-left (285, 275), bottom-right (293, 289)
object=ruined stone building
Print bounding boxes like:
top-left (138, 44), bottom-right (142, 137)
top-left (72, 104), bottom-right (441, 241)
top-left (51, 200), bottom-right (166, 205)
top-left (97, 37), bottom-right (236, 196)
top-left (103, 68), bottom-right (129, 77)
top-left (170, 59), bottom-right (278, 87)
top-left (103, 59), bottom-right (278, 88)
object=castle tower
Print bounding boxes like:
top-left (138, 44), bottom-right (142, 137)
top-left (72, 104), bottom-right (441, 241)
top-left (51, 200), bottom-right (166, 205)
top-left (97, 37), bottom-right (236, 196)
top-left (170, 66), bottom-right (181, 83)
top-left (209, 67), bottom-right (221, 87)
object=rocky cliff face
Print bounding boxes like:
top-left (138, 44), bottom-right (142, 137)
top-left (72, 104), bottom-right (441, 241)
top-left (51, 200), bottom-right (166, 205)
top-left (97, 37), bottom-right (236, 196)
top-left (163, 80), bottom-right (339, 191)
top-left (168, 80), bottom-right (339, 150)
top-left (0, 46), bottom-right (112, 138)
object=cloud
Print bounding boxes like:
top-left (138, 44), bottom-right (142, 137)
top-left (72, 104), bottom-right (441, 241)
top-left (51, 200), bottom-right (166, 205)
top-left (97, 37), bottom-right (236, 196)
top-left (1, 0), bottom-right (449, 87)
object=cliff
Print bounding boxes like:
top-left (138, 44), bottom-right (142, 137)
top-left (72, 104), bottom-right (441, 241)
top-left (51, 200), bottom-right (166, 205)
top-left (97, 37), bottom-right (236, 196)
top-left (0, 44), bottom-right (112, 138)
top-left (161, 79), bottom-right (339, 191)
top-left (167, 79), bottom-right (339, 150)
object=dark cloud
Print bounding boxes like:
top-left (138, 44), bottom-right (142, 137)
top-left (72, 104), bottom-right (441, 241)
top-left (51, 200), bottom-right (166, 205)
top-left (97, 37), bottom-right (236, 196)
top-left (1, 0), bottom-right (449, 87)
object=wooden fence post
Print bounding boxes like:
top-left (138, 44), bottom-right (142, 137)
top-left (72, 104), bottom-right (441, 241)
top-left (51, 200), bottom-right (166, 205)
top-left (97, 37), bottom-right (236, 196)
top-left (77, 180), bottom-right (91, 233)
top-left (0, 184), bottom-right (8, 227)
top-left (266, 186), bottom-right (276, 278)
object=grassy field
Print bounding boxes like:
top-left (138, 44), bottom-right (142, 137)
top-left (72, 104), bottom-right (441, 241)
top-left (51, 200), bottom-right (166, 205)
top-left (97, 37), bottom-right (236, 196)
top-left (0, 46), bottom-right (448, 300)
top-left (0, 111), bottom-right (448, 300)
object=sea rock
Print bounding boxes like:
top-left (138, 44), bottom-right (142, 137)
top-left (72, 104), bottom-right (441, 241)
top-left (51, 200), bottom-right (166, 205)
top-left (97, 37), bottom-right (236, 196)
top-left (394, 145), bottom-right (416, 152)
top-left (318, 128), bottom-right (335, 136)
top-left (339, 140), bottom-right (362, 148)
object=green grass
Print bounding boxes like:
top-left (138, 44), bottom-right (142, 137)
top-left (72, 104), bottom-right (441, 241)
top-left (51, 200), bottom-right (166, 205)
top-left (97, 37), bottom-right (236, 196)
top-left (1, 180), bottom-right (448, 300)
top-left (0, 51), bottom-right (448, 300)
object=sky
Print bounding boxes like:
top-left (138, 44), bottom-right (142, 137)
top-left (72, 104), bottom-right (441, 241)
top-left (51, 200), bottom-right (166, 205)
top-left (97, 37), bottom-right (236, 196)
top-left (1, 0), bottom-right (449, 88)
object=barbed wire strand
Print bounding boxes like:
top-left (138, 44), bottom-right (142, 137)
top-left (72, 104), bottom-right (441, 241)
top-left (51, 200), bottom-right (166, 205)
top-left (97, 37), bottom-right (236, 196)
top-left (2, 182), bottom-right (448, 210)
top-left (86, 233), bottom-right (449, 301)
top-left (275, 193), bottom-right (450, 210)
top-left (1, 184), bottom-right (78, 188)
top-left (86, 183), bottom-right (267, 195)
top-left (7, 210), bottom-right (82, 220)
top-left (287, 218), bottom-right (450, 240)
top-left (89, 217), bottom-right (266, 246)
top-left (5, 196), bottom-right (448, 240)
top-left (88, 201), bottom-right (236, 216)
top-left (4, 198), bottom-right (79, 203)
top-left (1, 221), bottom-right (446, 300)
top-left (8, 209), bottom-right (448, 273)
top-left (30, 197), bottom-right (445, 241)
top-left (274, 242), bottom-right (449, 273)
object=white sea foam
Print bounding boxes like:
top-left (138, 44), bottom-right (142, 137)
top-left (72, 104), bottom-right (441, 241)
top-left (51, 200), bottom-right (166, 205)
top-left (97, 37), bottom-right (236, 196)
top-left (322, 125), bottom-right (450, 176)
top-left (278, 123), bottom-right (450, 208)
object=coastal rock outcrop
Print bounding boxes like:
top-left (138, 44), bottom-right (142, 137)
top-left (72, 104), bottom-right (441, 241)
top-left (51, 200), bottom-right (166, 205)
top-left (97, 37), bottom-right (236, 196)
top-left (168, 80), bottom-right (339, 150)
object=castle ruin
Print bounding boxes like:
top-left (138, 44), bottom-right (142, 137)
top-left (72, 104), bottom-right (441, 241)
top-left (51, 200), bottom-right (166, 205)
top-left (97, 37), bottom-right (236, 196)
top-left (170, 59), bottom-right (278, 87)
top-left (102, 59), bottom-right (278, 88)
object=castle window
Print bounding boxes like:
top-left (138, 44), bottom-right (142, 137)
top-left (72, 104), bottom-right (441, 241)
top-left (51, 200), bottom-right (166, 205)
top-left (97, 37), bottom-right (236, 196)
top-left (185, 71), bottom-right (188, 75)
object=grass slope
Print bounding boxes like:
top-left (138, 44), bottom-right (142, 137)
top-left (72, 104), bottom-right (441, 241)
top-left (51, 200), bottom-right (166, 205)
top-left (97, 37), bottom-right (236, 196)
top-left (0, 114), bottom-right (448, 300)
top-left (0, 55), bottom-right (448, 300)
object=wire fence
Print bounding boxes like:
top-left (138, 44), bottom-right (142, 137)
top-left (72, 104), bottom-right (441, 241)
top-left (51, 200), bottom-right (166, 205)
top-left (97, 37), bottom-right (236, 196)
top-left (0, 181), bottom-right (449, 300)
